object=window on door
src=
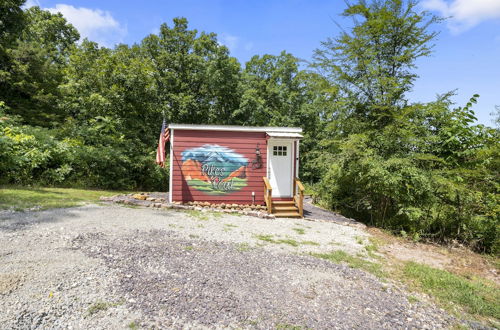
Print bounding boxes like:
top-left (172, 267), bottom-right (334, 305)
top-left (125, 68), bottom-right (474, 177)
top-left (273, 145), bottom-right (287, 156)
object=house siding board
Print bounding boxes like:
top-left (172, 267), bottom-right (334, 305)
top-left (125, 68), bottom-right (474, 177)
top-left (171, 129), bottom-right (267, 204)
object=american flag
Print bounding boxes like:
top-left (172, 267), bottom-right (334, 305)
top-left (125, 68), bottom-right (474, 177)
top-left (156, 119), bottom-right (170, 167)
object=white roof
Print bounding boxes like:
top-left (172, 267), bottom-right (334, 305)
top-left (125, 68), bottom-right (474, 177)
top-left (266, 132), bottom-right (303, 139)
top-left (168, 123), bottom-right (302, 133)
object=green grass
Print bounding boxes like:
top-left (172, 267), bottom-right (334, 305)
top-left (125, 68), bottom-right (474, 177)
top-left (128, 321), bottom-right (139, 329)
top-left (0, 186), bottom-right (128, 211)
top-left (276, 323), bottom-right (303, 330)
top-left (87, 300), bottom-right (122, 316)
top-left (403, 262), bottom-right (500, 319)
top-left (292, 227), bottom-right (306, 235)
top-left (236, 242), bottom-right (252, 252)
top-left (184, 209), bottom-right (226, 221)
top-left (255, 234), bottom-right (319, 247)
top-left (223, 223), bottom-right (238, 232)
top-left (311, 250), bottom-right (385, 278)
top-left (184, 209), bottom-right (209, 220)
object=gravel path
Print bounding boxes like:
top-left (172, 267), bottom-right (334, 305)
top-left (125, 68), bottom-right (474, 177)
top-left (303, 197), bottom-right (362, 227)
top-left (0, 204), bottom-right (454, 329)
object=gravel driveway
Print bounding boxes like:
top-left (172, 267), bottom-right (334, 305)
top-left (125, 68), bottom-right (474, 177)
top-left (0, 204), bottom-right (453, 329)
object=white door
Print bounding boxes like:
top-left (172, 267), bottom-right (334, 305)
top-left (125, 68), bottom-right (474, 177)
top-left (268, 140), bottom-right (293, 197)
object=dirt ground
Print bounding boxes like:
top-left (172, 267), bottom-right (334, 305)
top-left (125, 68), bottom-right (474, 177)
top-left (367, 228), bottom-right (499, 285)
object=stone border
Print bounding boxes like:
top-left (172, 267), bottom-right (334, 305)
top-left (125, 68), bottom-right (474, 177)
top-left (100, 193), bottom-right (275, 219)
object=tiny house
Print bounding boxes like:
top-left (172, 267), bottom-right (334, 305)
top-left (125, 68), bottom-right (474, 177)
top-left (167, 124), bottom-right (305, 217)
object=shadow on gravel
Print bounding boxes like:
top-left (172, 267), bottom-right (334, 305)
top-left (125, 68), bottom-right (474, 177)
top-left (303, 197), bottom-right (364, 227)
top-left (0, 207), bottom-right (84, 232)
top-left (73, 229), bottom-right (453, 329)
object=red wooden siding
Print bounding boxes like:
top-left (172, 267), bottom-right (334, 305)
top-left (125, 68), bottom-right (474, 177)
top-left (171, 129), bottom-right (267, 204)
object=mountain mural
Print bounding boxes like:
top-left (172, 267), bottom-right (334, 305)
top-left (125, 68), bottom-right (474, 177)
top-left (181, 159), bottom-right (210, 182)
top-left (181, 144), bottom-right (249, 195)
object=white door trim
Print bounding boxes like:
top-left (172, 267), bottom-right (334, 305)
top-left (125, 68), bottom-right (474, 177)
top-left (267, 139), bottom-right (294, 198)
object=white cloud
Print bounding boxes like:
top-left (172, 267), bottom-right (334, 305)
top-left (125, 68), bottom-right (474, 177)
top-left (34, 3), bottom-right (126, 47)
top-left (219, 33), bottom-right (239, 52)
top-left (422, 0), bottom-right (500, 33)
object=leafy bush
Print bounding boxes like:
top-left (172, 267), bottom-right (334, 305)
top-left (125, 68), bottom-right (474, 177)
top-left (0, 110), bottom-right (168, 190)
top-left (316, 102), bottom-right (499, 253)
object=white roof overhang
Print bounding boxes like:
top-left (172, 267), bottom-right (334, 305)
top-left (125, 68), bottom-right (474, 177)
top-left (266, 132), bottom-right (303, 139)
top-left (168, 123), bottom-right (302, 134)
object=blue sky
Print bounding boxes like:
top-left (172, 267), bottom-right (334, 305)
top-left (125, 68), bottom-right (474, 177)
top-left (26, 0), bottom-right (500, 126)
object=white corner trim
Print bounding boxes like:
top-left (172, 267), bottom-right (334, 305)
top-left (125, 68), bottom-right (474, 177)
top-left (296, 140), bottom-right (300, 178)
top-left (169, 128), bottom-right (174, 203)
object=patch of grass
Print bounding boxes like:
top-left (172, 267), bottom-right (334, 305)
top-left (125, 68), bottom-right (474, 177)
top-left (237, 242), bottom-right (252, 252)
top-left (184, 246), bottom-right (194, 251)
top-left (276, 323), bottom-right (303, 330)
top-left (277, 238), bottom-right (301, 247)
top-left (364, 243), bottom-right (377, 253)
top-left (255, 234), bottom-right (319, 247)
top-left (0, 186), bottom-right (129, 211)
top-left (408, 295), bottom-right (419, 304)
top-left (255, 234), bottom-right (275, 243)
top-left (355, 236), bottom-right (364, 245)
top-left (403, 262), bottom-right (500, 319)
top-left (189, 234), bottom-right (199, 239)
top-left (223, 223), bottom-right (238, 232)
top-left (292, 227), bottom-right (306, 235)
top-left (301, 240), bottom-right (320, 246)
top-left (311, 250), bottom-right (385, 278)
top-left (128, 321), bottom-right (139, 329)
top-left (87, 300), bottom-right (121, 316)
top-left (211, 212), bottom-right (224, 219)
top-left (121, 204), bottom-right (141, 209)
top-left (184, 210), bottom-right (209, 221)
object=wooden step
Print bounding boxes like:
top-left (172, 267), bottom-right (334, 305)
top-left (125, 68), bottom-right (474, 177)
top-left (272, 200), bottom-right (295, 205)
top-left (273, 211), bottom-right (302, 218)
top-left (273, 205), bottom-right (298, 212)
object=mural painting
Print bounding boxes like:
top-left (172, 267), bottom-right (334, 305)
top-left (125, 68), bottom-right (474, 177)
top-left (181, 144), bottom-right (248, 195)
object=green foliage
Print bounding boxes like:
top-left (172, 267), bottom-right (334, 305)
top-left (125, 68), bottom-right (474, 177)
top-left (311, 0), bottom-right (499, 253)
top-left (141, 17), bottom-right (241, 125)
top-left (2, 6), bottom-right (79, 126)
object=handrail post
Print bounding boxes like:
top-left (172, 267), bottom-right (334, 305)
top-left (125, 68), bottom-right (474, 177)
top-left (263, 177), bottom-right (272, 215)
top-left (294, 177), bottom-right (304, 217)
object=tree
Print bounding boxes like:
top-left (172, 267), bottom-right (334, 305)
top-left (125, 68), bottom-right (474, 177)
top-left (0, 0), bottom-right (26, 72)
top-left (311, 0), bottom-right (498, 252)
top-left (313, 0), bottom-right (441, 131)
top-left (1, 6), bottom-right (79, 126)
top-left (141, 17), bottom-right (241, 125)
